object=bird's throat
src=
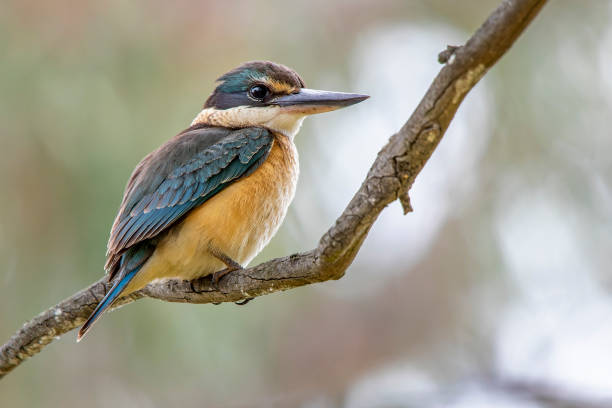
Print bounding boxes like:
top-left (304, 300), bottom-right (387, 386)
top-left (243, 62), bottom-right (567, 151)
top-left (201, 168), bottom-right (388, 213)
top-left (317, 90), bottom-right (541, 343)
top-left (191, 106), bottom-right (305, 139)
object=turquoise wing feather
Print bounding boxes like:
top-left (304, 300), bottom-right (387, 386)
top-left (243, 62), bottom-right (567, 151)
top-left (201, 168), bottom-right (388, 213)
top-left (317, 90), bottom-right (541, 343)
top-left (104, 126), bottom-right (273, 279)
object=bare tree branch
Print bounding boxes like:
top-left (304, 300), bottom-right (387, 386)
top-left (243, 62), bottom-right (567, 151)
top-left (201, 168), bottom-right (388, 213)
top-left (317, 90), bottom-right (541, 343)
top-left (0, 0), bottom-right (548, 379)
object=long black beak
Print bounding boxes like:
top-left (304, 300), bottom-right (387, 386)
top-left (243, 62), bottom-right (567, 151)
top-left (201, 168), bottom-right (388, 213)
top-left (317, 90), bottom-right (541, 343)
top-left (274, 88), bottom-right (369, 113)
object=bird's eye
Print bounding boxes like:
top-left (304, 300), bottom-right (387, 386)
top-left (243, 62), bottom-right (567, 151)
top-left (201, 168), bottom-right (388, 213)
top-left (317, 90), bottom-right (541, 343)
top-left (248, 85), bottom-right (269, 101)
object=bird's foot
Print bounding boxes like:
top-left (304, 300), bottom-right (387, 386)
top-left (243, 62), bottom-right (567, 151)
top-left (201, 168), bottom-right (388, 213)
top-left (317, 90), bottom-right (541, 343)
top-left (211, 296), bottom-right (252, 306)
top-left (211, 264), bottom-right (243, 286)
top-left (235, 297), bottom-right (254, 306)
top-left (209, 246), bottom-right (244, 287)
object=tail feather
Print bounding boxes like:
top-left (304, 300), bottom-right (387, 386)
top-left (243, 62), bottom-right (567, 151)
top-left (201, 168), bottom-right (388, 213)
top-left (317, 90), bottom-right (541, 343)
top-left (77, 267), bottom-right (140, 342)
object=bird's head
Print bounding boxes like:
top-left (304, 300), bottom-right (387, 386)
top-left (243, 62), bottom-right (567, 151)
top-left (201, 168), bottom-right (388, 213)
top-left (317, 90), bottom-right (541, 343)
top-left (192, 61), bottom-right (368, 138)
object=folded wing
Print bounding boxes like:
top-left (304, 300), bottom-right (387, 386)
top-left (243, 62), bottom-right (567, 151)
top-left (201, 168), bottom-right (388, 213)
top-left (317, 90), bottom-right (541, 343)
top-left (104, 126), bottom-right (274, 279)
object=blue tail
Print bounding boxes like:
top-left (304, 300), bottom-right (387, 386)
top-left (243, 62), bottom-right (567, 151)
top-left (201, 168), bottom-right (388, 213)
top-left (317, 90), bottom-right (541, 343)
top-left (77, 267), bottom-right (141, 342)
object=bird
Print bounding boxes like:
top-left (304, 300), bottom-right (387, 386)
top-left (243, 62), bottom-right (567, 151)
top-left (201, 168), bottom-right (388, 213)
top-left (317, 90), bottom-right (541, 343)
top-left (77, 61), bottom-right (368, 341)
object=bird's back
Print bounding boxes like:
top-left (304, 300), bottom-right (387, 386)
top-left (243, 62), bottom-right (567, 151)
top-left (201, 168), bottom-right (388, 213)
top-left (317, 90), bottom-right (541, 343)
top-left (105, 125), bottom-right (270, 278)
top-left (121, 131), bottom-right (299, 293)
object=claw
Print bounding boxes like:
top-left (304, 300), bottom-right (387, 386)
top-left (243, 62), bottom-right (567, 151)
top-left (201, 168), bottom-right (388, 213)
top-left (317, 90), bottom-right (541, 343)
top-left (211, 267), bottom-right (232, 286)
top-left (208, 246), bottom-right (243, 287)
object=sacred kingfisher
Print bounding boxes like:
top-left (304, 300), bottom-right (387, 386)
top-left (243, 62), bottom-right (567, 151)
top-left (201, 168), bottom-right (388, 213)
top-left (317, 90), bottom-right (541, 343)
top-left (77, 61), bottom-right (368, 341)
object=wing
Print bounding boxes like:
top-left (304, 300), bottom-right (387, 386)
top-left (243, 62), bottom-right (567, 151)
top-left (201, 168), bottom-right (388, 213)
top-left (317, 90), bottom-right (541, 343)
top-left (104, 125), bottom-right (274, 278)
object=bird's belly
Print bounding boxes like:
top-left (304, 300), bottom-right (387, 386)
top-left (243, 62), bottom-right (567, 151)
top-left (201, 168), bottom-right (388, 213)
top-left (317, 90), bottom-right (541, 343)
top-left (135, 137), bottom-right (298, 285)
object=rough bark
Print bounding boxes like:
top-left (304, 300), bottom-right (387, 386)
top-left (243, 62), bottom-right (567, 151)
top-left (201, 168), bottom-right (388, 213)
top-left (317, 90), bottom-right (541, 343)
top-left (0, 0), bottom-right (548, 379)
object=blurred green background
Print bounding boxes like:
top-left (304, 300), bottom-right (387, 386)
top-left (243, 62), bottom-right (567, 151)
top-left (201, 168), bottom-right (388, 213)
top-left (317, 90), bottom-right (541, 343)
top-left (2, 1), bottom-right (612, 407)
